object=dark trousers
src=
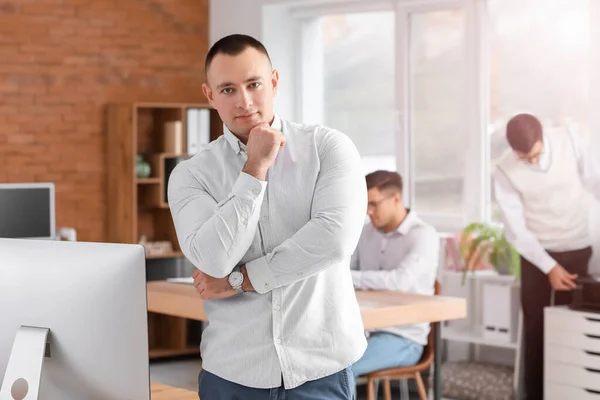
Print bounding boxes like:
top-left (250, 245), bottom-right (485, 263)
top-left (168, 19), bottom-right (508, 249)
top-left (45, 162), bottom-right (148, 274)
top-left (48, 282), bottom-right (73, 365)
top-left (520, 246), bottom-right (592, 400)
top-left (198, 367), bottom-right (355, 400)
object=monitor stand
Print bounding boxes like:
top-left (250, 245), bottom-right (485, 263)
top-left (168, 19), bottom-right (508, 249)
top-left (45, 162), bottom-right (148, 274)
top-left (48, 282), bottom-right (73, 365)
top-left (0, 326), bottom-right (50, 400)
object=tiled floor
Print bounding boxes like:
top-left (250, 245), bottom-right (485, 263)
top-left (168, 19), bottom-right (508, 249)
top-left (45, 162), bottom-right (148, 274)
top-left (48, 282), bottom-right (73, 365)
top-left (149, 357), bottom-right (424, 399)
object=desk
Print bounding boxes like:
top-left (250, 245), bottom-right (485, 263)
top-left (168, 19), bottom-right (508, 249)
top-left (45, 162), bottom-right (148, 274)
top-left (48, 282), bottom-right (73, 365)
top-left (147, 281), bottom-right (466, 400)
top-left (151, 381), bottom-right (196, 399)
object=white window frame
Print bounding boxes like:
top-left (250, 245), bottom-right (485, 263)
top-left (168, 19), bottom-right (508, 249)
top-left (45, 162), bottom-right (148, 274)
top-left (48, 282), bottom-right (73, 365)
top-left (396, 0), bottom-right (482, 233)
top-left (262, 0), bottom-right (600, 233)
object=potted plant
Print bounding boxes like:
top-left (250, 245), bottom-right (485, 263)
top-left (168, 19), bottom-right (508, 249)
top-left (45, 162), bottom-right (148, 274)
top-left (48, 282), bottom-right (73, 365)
top-left (458, 222), bottom-right (521, 284)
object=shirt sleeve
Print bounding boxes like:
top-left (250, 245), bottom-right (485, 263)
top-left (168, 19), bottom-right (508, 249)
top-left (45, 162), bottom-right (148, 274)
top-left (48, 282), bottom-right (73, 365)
top-left (351, 227), bottom-right (439, 291)
top-left (492, 169), bottom-right (557, 274)
top-left (569, 130), bottom-right (600, 202)
top-left (245, 130), bottom-right (367, 294)
top-left (168, 163), bottom-right (266, 278)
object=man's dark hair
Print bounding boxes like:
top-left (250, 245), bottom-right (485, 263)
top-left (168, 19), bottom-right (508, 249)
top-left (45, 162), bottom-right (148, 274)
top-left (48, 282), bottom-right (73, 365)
top-left (365, 170), bottom-right (403, 193)
top-left (506, 113), bottom-right (543, 153)
top-left (205, 34), bottom-right (272, 76)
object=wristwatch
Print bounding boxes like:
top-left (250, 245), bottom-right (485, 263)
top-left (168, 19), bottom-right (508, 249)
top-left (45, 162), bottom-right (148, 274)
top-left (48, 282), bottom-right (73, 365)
top-left (228, 266), bottom-right (244, 294)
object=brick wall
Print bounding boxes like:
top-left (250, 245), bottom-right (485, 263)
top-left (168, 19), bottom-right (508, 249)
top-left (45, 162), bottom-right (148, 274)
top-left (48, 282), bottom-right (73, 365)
top-left (0, 0), bottom-right (209, 241)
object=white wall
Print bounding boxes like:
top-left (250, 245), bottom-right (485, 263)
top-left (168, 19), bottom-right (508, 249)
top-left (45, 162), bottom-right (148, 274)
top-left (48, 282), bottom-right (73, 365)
top-left (209, 0), bottom-right (266, 45)
top-left (209, 0), bottom-right (298, 120)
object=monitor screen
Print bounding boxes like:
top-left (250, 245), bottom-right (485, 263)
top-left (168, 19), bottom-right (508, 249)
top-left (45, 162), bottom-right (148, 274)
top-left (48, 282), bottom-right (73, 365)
top-left (0, 183), bottom-right (55, 239)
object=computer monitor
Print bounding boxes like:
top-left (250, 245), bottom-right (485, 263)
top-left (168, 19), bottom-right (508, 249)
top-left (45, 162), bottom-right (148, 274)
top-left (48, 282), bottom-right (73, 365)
top-left (0, 183), bottom-right (56, 240)
top-left (0, 239), bottom-right (149, 399)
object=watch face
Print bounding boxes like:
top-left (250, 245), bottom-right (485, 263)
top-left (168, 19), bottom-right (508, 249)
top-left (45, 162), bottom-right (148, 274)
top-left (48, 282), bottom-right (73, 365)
top-left (229, 271), bottom-right (243, 287)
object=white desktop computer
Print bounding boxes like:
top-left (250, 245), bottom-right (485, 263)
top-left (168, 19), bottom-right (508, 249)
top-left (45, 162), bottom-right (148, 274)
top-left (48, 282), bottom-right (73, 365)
top-left (0, 238), bottom-right (150, 399)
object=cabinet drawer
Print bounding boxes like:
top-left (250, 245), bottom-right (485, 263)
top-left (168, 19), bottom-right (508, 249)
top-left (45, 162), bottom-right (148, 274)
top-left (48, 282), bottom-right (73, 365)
top-left (546, 330), bottom-right (600, 353)
top-left (546, 345), bottom-right (600, 369)
top-left (546, 362), bottom-right (600, 391)
top-left (546, 309), bottom-right (600, 336)
top-left (545, 383), bottom-right (600, 400)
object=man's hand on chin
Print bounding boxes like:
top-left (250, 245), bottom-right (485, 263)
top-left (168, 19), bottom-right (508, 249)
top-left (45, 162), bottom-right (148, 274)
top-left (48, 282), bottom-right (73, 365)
top-left (192, 269), bottom-right (235, 300)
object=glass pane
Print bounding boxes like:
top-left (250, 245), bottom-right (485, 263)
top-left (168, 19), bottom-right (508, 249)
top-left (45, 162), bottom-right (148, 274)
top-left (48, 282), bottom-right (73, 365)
top-left (320, 12), bottom-right (396, 174)
top-left (410, 9), bottom-right (467, 214)
top-left (488, 0), bottom-right (591, 220)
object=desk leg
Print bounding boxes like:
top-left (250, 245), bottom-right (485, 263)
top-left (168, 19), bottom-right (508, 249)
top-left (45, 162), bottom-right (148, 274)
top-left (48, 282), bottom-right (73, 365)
top-left (434, 321), bottom-right (442, 400)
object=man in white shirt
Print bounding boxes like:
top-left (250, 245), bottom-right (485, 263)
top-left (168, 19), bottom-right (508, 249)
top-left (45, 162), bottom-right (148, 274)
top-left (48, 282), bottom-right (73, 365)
top-left (168, 34), bottom-right (368, 400)
top-left (493, 113), bottom-right (600, 400)
top-left (350, 170), bottom-right (439, 377)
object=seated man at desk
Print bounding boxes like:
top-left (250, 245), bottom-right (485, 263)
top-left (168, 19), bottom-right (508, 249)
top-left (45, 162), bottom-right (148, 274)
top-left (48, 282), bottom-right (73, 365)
top-left (351, 170), bottom-right (439, 377)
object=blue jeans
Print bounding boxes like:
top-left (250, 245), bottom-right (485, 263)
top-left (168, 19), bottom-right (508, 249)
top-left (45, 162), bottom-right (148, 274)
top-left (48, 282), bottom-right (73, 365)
top-left (351, 332), bottom-right (424, 377)
top-left (198, 366), bottom-right (355, 400)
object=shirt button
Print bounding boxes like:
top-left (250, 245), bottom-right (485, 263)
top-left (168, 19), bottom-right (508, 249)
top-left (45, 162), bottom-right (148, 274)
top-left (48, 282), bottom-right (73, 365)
top-left (276, 338), bottom-right (282, 344)
top-left (252, 189), bottom-right (259, 195)
top-left (241, 218), bottom-right (247, 225)
top-left (261, 216), bottom-right (268, 222)
top-left (273, 304), bottom-right (280, 311)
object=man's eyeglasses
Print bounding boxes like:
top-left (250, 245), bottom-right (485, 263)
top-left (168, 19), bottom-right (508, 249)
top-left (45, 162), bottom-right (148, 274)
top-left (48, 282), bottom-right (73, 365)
top-left (367, 196), bottom-right (392, 210)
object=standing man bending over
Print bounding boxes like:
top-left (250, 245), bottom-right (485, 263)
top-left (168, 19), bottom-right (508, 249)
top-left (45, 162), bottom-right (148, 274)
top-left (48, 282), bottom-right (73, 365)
top-left (168, 34), bottom-right (367, 400)
top-left (493, 113), bottom-right (600, 400)
top-left (350, 170), bottom-right (439, 377)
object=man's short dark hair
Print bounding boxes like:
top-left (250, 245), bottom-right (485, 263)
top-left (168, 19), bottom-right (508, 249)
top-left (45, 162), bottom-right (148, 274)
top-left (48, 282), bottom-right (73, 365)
top-left (506, 113), bottom-right (543, 153)
top-left (205, 34), bottom-right (272, 76)
top-left (365, 170), bottom-right (403, 194)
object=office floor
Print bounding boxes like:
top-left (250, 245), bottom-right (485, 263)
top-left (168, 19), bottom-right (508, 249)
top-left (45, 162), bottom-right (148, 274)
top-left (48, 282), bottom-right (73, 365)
top-left (149, 357), bottom-right (424, 399)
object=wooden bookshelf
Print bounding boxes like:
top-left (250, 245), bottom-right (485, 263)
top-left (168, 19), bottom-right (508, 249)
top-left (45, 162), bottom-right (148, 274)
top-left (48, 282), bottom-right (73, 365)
top-left (106, 102), bottom-right (222, 359)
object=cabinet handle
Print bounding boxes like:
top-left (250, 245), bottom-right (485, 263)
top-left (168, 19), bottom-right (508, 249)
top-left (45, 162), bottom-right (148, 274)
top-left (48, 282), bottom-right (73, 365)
top-left (585, 350), bottom-right (600, 357)
top-left (584, 367), bottom-right (600, 374)
top-left (586, 317), bottom-right (600, 323)
top-left (585, 388), bottom-right (600, 395)
top-left (585, 334), bottom-right (600, 340)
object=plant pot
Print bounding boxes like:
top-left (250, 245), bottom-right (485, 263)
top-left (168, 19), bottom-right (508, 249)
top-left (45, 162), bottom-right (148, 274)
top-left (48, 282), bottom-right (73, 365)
top-left (495, 263), bottom-right (512, 275)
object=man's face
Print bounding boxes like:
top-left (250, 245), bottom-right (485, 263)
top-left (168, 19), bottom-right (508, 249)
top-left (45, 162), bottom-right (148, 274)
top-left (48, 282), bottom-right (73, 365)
top-left (202, 47), bottom-right (278, 139)
top-left (515, 140), bottom-right (543, 164)
top-left (367, 188), bottom-right (400, 229)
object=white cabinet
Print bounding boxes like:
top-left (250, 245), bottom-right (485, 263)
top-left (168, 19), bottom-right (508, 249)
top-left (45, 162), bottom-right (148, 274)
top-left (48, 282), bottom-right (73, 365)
top-left (544, 306), bottom-right (600, 399)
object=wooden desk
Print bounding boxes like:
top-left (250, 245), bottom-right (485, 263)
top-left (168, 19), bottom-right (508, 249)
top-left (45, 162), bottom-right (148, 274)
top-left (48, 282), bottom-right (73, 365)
top-left (147, 281), bottom-right (465, 329)
top-left (147, 281), bottom-right (467, 400)
top-left (151, 381), bottom-right (196, 399)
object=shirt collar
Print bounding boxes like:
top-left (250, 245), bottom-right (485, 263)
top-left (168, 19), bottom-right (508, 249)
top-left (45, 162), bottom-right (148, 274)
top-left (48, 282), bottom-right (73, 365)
top-left (395, 209), bottom-right (418, 235)
top-left (376, 209), bottom-right (418, 236)
top-left (523, 131), bottom-right (551, 171)
top-left (223, 113), bottom-right (283, 155)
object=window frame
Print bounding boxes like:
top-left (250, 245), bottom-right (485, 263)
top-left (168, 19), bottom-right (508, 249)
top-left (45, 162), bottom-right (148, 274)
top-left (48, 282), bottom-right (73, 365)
top-left (262, 0), bottom-right (600, 233)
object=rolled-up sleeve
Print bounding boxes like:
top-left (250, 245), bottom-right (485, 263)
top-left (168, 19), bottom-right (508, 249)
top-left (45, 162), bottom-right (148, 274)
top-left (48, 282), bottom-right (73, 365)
top-left (168, 163), bottom-right (266, 278)
top-left (245, 130), bottom-right (367, 294)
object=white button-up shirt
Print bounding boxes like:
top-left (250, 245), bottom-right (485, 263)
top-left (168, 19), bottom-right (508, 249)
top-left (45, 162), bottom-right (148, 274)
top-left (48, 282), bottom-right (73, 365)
top-left (350, 211), bottom-right (439, 345)
top-left (493, 130), bottom-right (600, 273)
top-left (167, 114), bottom-right (368, 389)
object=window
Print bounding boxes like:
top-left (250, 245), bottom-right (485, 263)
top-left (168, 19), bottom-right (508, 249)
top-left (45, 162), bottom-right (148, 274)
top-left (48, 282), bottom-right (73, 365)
top-left (318, 11), bottom-right (396, 175)
top-left (409, 9), bottom-right (467, 215)
top-left (488, 0), bottom-right (591, 219)
top-left (273, 0), bottom-right (599, 230)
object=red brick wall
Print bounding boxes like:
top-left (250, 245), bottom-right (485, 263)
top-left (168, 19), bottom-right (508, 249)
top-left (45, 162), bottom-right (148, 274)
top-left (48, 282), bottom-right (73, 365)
top-left (0, 0), bottom-right (209, 241)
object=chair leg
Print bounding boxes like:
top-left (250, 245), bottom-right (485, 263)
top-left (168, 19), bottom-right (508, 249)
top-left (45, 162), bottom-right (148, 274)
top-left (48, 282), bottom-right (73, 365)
top-left (383, 379), bottom-right (392, 400)
top-left (400, 379), bottom-right (409, 400)
top-left (414, 372), bottom-right (428, 400)
top-left (367, 378), bottom-right (375, 400)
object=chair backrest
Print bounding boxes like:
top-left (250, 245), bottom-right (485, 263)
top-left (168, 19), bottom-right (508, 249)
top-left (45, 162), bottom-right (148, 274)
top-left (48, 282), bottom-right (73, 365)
top-left (420, 280), bottom-right (441, 366)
